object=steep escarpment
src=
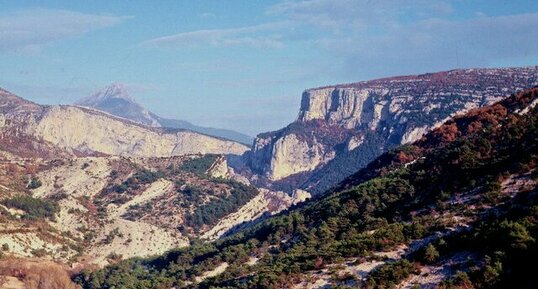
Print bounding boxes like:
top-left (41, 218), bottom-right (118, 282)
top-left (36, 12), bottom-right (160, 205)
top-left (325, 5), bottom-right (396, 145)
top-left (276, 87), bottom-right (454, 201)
top-left (0, 88), bottom-right (249, 158)
top-left (0, 88), bottom-right (78, 159)
top-left (78, 86), bottom-right (538, 289)
top-left (251, 120), bottom-right (353, 181)
top-left (250, 66), bottom-right (538, 194)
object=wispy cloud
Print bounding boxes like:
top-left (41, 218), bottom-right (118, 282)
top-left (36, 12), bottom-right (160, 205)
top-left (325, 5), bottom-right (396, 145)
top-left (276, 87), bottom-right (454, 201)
top-left (138, 0), bottom-right (538, 81)
top-left (317, 12), bottom-right (538, 78)
top-left (140, 22), bottom-right (289, 49)
top-left (260, 0), bottom-right (538, 79)
top-left (139, 1), bottom-right (455, 50)
top-left (0, 8), bottom-right (131, 52)
top-left (267, 0), bottom-right (453, 30)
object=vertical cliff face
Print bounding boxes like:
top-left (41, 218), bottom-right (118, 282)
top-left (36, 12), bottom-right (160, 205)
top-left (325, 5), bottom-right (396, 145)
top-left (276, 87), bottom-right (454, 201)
top-left (250, 120), bottom-right (354, 181)
top-left (298, 87), bottom-right (390, 130)
top-left (250, 67), bottom-right (538, 192)
top-left (267, 133), bottom-right (334, 180)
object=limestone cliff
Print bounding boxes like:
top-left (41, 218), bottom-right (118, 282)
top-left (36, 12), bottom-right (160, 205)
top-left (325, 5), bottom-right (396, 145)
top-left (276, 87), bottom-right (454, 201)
top-left (253, 133), bottom-right (334, 181)
top-left (251, 120), bottom-right (353, 181)
top-left (249, 67), bottom-right (538, 193)
top-left (0, 88), bottom-right (249, 157)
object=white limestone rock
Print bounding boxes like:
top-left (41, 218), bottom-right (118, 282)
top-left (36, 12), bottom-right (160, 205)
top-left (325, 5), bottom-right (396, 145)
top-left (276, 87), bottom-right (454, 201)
top-left (347, 135), bottom-right (365, 151)
top-left (206, 155), bottom-right (231, 179)
top-left (267, 133), bottom-right (334, 180)
top-left (25, 105), bottom-right (248, 157)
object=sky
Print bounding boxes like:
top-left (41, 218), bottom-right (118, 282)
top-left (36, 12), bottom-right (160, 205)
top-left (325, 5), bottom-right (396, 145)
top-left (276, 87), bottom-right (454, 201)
top-left (1, 1), bottom-right (538, 136)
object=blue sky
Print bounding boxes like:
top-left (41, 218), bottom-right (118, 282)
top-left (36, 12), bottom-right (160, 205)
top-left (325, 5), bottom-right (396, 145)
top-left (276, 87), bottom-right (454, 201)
top-left (1, 0), bottom-right (538, 136)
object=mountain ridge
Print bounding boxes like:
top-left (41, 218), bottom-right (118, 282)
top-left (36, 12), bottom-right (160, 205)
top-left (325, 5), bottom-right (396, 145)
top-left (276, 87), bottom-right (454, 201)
top-left (76, 84), bottom-right (254, 145)
top-left (76, 83), bottom-right (161, 127)
top-left (0, 87), bottom-right (249, 158)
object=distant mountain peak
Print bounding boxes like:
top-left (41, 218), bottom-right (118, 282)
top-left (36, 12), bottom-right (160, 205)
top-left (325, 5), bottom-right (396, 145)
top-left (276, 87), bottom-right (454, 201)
top-left (77, 83), bottom-right (136, 107)
top-left (73, 84), bottom-right (254, 144)
top-left (75, 83), bottom-right (160, 127)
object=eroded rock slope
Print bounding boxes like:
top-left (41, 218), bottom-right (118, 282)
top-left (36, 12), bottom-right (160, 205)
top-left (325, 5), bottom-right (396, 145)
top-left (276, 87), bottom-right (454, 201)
top-left (250, 67), bottom-right (538, 194)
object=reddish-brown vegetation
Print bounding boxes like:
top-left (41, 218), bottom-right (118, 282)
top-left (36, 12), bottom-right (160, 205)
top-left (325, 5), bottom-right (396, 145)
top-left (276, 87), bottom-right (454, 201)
top-left (0, 258), bottom-right (80, 289)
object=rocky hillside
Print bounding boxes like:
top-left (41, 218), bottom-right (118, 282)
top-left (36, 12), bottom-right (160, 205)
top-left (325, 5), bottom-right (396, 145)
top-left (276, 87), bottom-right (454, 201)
top-left (77, 84), bottom-right (254, 145)
top-left (0, 152), bottom-right (305, 267)
top-left (0, 87), bottom-right (248, 158)
top-left (0, 87), bottom-right (307, 270)
top-left (77, 86), bottom-right (538, 289)
top-left (250, 66), bottom-right (538, 194)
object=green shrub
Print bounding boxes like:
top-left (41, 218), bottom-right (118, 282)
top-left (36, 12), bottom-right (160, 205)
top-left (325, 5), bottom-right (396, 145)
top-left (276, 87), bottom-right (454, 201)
top-left (367, 260), bottom-right (415, 288)
top-left (179, 155), bottom-right (219, 175)
top-left (104, 169), bottom-right (164, 195)
top-left (423, 244), bottom-right (440, 264)
top-left (186, 181), bottom-right (258, 228)
top-left (27, 176), bottom-right (42, 189)
top-left (31, 248), bottom-right (47, 257)
top-left (1, 195), bottom-right (59, 220)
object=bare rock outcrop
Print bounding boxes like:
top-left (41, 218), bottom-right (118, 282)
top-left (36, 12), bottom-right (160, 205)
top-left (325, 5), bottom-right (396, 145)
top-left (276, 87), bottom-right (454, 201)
top-left (266, 133), bottom-right (334, 180)
top-left (206, 155), bottom-right (231, 179)
top-left (249, 67), bottom-right (538, 193)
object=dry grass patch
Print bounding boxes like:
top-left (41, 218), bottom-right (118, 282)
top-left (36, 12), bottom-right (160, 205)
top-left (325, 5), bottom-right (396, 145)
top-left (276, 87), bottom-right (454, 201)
top-left (0, 258), bottom-right (80, 289)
